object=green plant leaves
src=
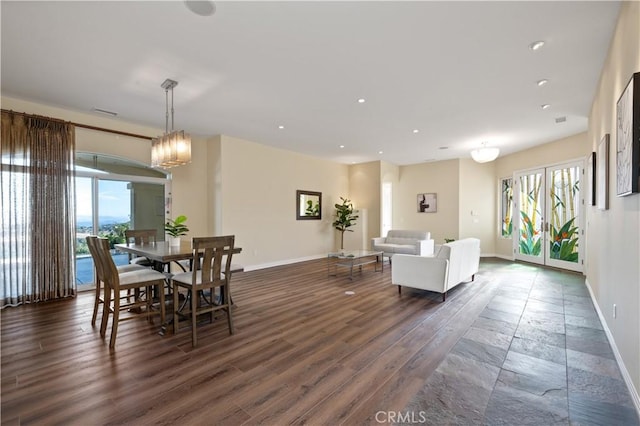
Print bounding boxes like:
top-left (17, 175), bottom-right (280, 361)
top-left (165, 215), bottom-right (189, 237)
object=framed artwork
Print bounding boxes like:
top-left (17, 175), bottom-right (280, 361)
top-left (296, 190), bottom-right (321, 220)
top-left (597, 134), bottom-right (609, 210)
top-left (587, 151), bottom-right (596, 206)
top-left (417, 193), bottom-right (437, 213)
top-left (616, 72), bottom-right (640, 197)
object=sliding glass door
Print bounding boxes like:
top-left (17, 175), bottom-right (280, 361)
top-left (75, 153), bottom-right (169, 289)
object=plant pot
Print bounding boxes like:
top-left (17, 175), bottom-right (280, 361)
top-left (169, 236), bottom-right (181, 247)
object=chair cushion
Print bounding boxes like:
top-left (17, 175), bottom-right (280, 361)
top-left (116, 264), bottom-right (147, 273)
top-left (118, 269), bottom-right (166, 286)
top-left (172, 270), bottom-right (226, 286)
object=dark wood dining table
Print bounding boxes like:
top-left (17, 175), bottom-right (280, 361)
top-left (114, 241), bottom-right (243, 273)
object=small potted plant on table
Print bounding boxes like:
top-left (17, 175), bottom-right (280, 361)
top-left (165, 215), bottom-right (189, 246)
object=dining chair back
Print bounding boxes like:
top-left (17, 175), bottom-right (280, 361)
top-left (94, 237), bottom-right (167, 348)
top-left (86, 235), bottom-right (146, 328)
top-left (124, 229), bottom-right (157, 267)
top-left (171, 235), bottom-right (235, 347)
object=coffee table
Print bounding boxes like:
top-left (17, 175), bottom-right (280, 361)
top-left (327, 250), bottom-right (383, 280)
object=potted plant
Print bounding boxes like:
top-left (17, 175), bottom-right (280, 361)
top-left (165, 215), bottom-right (189, 246)
top-left (332, 197), bottom-right (358, 250)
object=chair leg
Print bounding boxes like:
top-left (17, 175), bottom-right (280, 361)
top-left (91, 281), bottom-right (101, 326)
top-left (226, 285), bottom-right (234, 335)
top-left (442, 292), bottom-right (447, 302)
top-left (158, 281), bottom-right (166, 326)
top-left (100, 287), bottom-right (111, 338)
top-left (173, 283), bottom-right (180, 335)
top-left (191, 288), bottom-right (198, 347)
top-left (109, 294), bottom-right (120, 349)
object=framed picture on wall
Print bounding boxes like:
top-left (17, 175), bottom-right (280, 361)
top-left (587, 151), bottom-right (596, 206)
top-left (417, 193), bottom-right (437, 213)
top-left (616, 71), bottom-right (640, 197)
top-left (597, 134), bottom-right (609, 210)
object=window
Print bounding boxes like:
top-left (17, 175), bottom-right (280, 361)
top-left (500, 177), bottom-right (513, 237)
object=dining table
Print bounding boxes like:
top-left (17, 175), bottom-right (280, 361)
top-left (114, 240), bottom-right (243, 273)
top-left (114, 240), bottom-right (243, 335)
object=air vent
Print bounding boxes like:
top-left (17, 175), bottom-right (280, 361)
top-left (92, 107), bottom-right (118, 117)
top-left (555, 116), bottom-right (567, 123)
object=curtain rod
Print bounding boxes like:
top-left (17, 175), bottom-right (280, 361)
top-left (1, 109), bottom-right (153, 141)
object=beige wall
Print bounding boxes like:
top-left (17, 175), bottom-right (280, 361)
top-left (348, 161), bottom-right (381, 244)
top-left (587, 1), bottom-right (640, 396)
top-left (459, 159), bottom-right (496, 254)
top-left (493, 132), bottom-right (590, 258)
top-left (395, 159), bottom-right (460, 245)
top-left (216, 135), bottom-right (349, 269)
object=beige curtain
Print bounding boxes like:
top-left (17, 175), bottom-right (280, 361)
top-left (1, 111), bottom-right (76, 307)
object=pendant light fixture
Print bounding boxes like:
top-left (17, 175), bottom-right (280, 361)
top-left (470, 141), bottom-right (500, 163)
top-left (151, 79), bottom-right (191, 168)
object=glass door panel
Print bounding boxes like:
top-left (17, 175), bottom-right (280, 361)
top-left (98, 180), bottom-right (131, 268)
top-left (514, 169), bottom-right (545, 265)
top-left (75, 176), bottom-right (95, 287)
top-left (546, 162), bottom-right (582, 272)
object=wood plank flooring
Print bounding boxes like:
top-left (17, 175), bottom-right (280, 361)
top-left (1, 258), bottom-right (637, 425)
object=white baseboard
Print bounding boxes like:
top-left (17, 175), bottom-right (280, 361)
top-left (243, 254), bottom-right (326, 272)
top-left (584, 278), bottom-right (640, 416)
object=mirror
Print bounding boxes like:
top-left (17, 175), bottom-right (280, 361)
top-left (296, 190), bottom-right (322, 220)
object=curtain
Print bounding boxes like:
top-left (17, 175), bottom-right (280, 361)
top-left (1, 111), bottom-right (76, 308)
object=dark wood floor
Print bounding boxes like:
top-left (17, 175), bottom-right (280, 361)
top-left (1, 258), bottom-right (638, 425)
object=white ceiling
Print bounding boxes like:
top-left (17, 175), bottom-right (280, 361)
top-left (1, 1), bottom-right (620, 165)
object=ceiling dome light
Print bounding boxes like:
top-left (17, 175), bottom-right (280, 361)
top-left (537, 79), bottom-right (549, 86)
top-left (471, 142), bottom-right (500, 163)
top-left (357, 98), bottom-right (366, 104)
top-left (278, 125), bottom-right (285, 129)
top-left (412, 129), bottom-right (419, 134)
top-left (339, 145), bottom-right (345, 148)
top-left (529, 40), bottom-right (545, 51)
top-left (541, 104), bottom-right (551, 110)
top-left (378, 150), bottom-right (383, 154)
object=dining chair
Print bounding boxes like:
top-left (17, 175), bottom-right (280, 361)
top-left (171, 235), bottom-right (235, 347)
top-left (86, 236), bottom-right (147, 328)
top-left (94, 237), bottom-right (167, 348)
top-left (124, 229), bottom-right (157, 267)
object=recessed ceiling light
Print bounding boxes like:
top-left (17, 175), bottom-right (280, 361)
top-left (541, 104), bottom-right (551, 110)
top-left (413, 129), bottom-right (419, 134)
top-left (278, 125), bottom-right (285, 129)
top-left (537, 79), bottom-right (549, 87)
top-left (339, 145), bottom-right (345, 149)
top-left (378, 150), bottom-right (383, 154)
top-left (529, 40), bottom-right (545, 51)
top-left (357, 98), bottom-right (366, 104)
top-left (439, 146), bottom-right (449, 150)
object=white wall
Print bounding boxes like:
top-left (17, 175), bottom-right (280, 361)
top-left (586, 1), bottom-right (640, 396)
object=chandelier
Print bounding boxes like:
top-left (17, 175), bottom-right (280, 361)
top-left (470, 142), bottom-right (500, 163)
top-left (151, 79), bottom-right (191, 168)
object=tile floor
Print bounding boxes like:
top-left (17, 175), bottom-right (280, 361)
top-left (404, 259), bottom-right (639, 425)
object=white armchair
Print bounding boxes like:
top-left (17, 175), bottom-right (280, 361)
top-left (391, 238), bottom-right (481, 301)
